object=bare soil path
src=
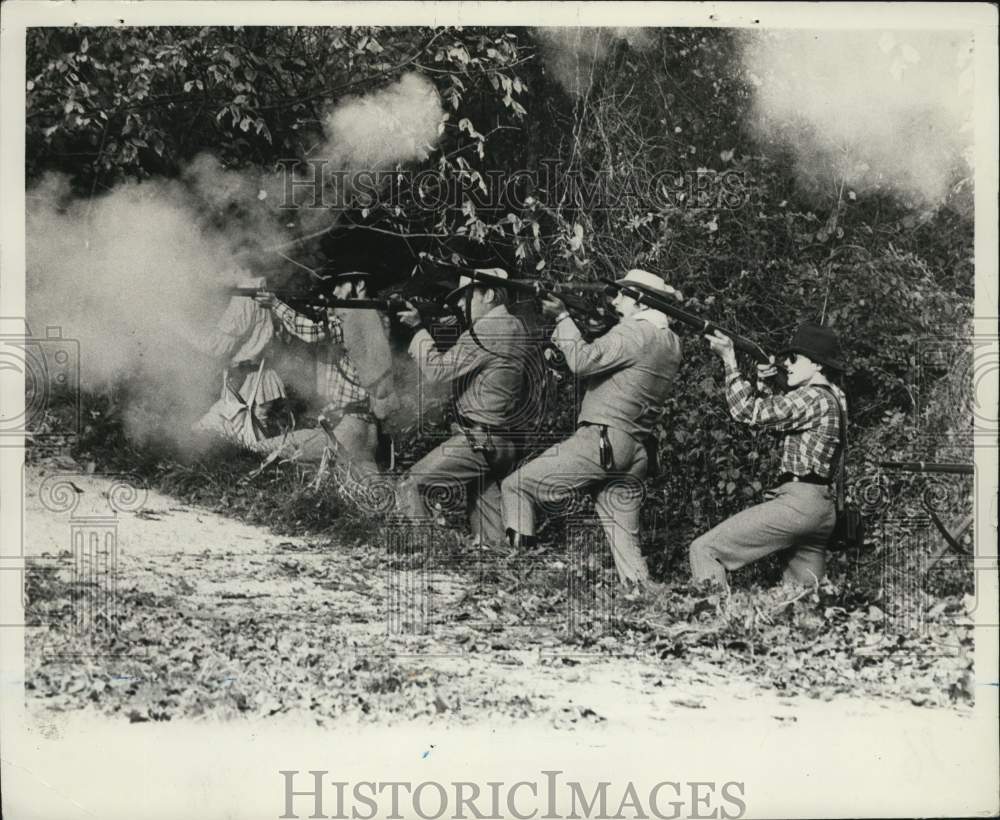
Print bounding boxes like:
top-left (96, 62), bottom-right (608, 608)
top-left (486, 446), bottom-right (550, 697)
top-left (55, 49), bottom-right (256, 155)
top-left (22, 466), bottom-right (986, 731)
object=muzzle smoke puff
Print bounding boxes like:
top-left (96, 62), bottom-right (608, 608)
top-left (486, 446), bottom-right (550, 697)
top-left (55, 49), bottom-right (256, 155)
top-left (741, 30), bottom-right (974, 207)
top-left (293, 72), bottom-right (445, 235)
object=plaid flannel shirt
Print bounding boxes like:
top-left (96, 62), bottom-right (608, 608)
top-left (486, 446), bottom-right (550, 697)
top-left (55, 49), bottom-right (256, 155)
top-left (724, 371), bottom-right (845, 479)
top-left (273, 301), bottom-right (369, 416)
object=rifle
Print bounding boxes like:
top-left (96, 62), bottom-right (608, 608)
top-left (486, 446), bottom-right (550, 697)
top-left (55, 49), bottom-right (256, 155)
top-left (603, 279), bottom-right (789, 388)
top-left (606, 280), bottom-right (772, 361)
top-left (463, 270), bottom-right (619, 338)
top-left (223, 287), bottom-right (459, 324)
top-left (879, 461), bottom-right (975, 475)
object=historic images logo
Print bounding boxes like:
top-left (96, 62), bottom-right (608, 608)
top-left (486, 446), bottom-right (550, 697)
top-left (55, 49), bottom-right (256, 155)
top-left (0, 318), bottom-right (80, 445)
top-left (278, 771), bottom-right (748, 820)
top-left (30, 473), bottom-right (148, 655)
top-left (276, 160), bottom-right (753, 213)
top-left (913, 333), bottom-right (999, 447)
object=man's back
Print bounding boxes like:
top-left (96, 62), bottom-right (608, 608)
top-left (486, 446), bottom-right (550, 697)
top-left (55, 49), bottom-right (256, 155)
top-left (410, 304), bottom-right (535, 430)
top-left (556, 313), bottom-right (682, 438)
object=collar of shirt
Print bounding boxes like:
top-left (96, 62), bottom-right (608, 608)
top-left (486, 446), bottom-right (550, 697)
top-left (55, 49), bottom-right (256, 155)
top-left (629, 306), bottom-right (670, 330)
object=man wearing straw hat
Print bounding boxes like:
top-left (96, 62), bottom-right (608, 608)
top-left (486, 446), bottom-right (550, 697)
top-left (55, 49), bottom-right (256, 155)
top-left (397, 267), bottom-right (537, 547)
top-left (501, 269), bottom-right (683, 588)
top-left (690, 322), bottom-right (848, 588)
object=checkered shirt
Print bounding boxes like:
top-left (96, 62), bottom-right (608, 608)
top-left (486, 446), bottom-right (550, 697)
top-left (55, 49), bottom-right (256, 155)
top-left (724, 372), bottom-right (846, 479)
top-left (273, 301), bottom-right (369, 416)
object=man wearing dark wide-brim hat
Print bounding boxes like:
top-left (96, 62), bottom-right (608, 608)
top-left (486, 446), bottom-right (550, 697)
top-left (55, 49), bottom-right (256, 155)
top-left (255, 254), bottom-right (398, 478)
top-left (690, 321), bottom-right (848, 588)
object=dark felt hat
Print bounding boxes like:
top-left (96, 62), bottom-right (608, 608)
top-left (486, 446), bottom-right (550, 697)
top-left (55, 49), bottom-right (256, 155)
top-left (778, 322), bottom-right (846, 372)
top-left (317, 253), bottom-right (376, 285)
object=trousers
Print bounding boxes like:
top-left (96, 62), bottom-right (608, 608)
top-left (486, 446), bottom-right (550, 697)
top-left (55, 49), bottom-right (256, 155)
top-left (501, 425), bottom-right (649, 584)
top-left (689, 481), bottom-right (835, 586)
top-left (403, 427), bottom-right (518, 545)
top-left (258, 415), bottom-right (379, 477)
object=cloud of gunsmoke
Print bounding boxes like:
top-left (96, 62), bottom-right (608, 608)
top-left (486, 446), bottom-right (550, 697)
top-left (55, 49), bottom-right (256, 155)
top-left (26, 172), bottom-right (289, 450)
top-left (323, 71), bottom-right (443, 171)
top-left (182, 74), bottom-right (444, 248)
top-left (741, 30), bottom-right (974, 207)
top-left (535, 27), bottom-right (655, 97)
top-left (297, 71), bottom-right (445, 234)
top-left (25, 74), bottom-right (446, 450)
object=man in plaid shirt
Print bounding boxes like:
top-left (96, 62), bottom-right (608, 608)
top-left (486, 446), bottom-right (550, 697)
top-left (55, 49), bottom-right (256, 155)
top-left (690, 322), bottom-right (847, 587)
top-left (725, 368), bottom-right (845, 480)
top-left (270, 297), bottom-right (370, 420)
top-left (254, 267), bottom-right (393, 477)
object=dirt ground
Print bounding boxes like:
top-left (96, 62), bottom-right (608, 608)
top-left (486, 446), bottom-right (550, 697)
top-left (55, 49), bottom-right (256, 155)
top-left (21, 465), bottom-right (984, 726)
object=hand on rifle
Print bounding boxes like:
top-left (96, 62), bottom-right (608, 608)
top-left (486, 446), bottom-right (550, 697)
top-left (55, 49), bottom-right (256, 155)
top-left (396, 301), bottom-right (423, 329)
top-left (540, 294), bottom-right (567, 319)
top-left (756, 358), bottom-right (779, 381)
top-left (254, 290), bottom-right (277, 309)
top-left (705, 329), bottom-right (738, 370)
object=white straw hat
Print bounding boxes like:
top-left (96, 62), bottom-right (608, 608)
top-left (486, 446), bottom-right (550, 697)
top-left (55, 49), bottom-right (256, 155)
top-left (614, 269), bottom-right (683, 300)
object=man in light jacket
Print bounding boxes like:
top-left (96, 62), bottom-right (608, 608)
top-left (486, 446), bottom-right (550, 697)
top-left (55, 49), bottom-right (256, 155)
top-left (502, 269), bottom-right (683, 587)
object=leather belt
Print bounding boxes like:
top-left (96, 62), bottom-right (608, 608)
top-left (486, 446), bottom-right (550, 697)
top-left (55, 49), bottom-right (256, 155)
top-left (778, 472), bottom-right (830, 486)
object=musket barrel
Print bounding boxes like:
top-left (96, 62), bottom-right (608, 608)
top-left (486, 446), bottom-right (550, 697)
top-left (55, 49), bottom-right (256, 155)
top-left (613, 283), bottom-right (773, 363)
top-left (224, 287), bottom-right (314, 299)
top-left (223, 288), bottom-right (402, 311)
top-left (508, 280), bottom-right (609, 294)
top-left (879, 461), bottom-right (975, 475)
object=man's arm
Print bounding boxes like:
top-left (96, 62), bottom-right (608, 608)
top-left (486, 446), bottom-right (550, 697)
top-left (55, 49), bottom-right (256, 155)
top-left (724, 370), bottom-right (825, 432)
top-left (407, 326), bottom-right (490, 385)
top-left (190, 297), bottom-right (254, 360)
top-left (551, 316), bottom-right (637, 377)
top-left (272, 300), bottom-right (342, 344)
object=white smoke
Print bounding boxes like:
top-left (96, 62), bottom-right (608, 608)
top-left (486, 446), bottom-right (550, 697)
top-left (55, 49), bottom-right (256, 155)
top-left (26, 173), bottom-right (278, 448)
top-left (535, 28), bottom-right (655, 97)
top-left (25, 71), bottom-right (447, 449)
top-left (296, 72), bottom-right (445, 234)
top-left (322, 72), bottom-right (443, 170)
top-left (741, 30), bottom-right (974, 206)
